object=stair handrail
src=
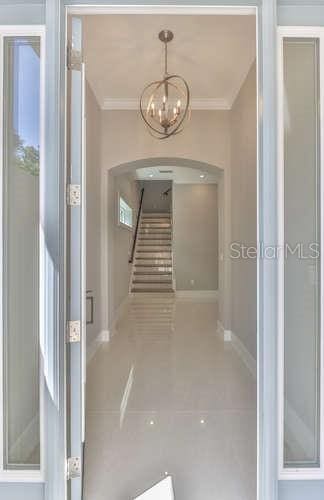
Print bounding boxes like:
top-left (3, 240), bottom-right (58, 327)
top-left (129, 187), bottom-right (144, 263)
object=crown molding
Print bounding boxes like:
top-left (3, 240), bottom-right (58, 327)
top-left (101, 97), bottom-right (231, 111)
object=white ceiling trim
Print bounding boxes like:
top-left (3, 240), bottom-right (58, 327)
top-left (102, 97), bottom-right (231, 111)
top-left (68, 6), bottom-right (256, 16)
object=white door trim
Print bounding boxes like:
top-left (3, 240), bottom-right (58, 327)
top-left (67, 5), bottom-right (256, 15)
top-left (65, 0), bottom-right (261, 496)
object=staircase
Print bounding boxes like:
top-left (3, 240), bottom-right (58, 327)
top-left (130, 213), bottom-right (174, 293)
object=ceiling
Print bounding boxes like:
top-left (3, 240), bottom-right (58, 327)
top-left (82, 14), bottom-right (256, 110)
top-left (135, 165), bottom-right (219, 184)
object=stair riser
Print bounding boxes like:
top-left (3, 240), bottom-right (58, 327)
top-left (135, 259), bottom-right (172, 268)
top-left (136, 254), bottom-right (171, 259)
top-left (132, 283), bottom-right (173, 289)
top-left (137, 240), bottom-right (171, 250)
top-left (141, 224), bottom-right (171, 229)
top-left (142, 213), bottom-right (171, 217)
top-left (133, 278), bottom-right (172, 284)
top-left (132, 290), bottom-right (174, 293)
top-left (137, 248), bottom-right (171, 253)
top-left (134, 270), bottom-right (172, 275)
top-left (142, 217), bottom-right (171, 220)
top-left (139, 229), bottom-right (171, 234)
top-left (138, 236), bottom-right (171, 240)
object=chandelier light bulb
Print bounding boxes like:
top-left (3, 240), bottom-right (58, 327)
top-left (140, 30), bottom-right (191, 139)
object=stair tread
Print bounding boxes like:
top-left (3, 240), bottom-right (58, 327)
top-left (137, 241), bottom-right (171, 245)
top-left (142, 213), bottom-right (171, 218)
top-left (134, 270), bottom-right (172, 274)
top-left (133, 276), bottom-right (172, 282)
top-left (132, 282), bottom-right (172, 290)
top-left (137, 249), bottom-right (171, 252)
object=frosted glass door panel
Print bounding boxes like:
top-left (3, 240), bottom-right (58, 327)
top-left (2, 36), bottom-right (40, 469)
top-left (283, 38), bottom-right (321, 468)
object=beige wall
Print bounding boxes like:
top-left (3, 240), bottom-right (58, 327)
top-left (86, 82), bottom-right (103, 347)
top-left (100, 110), bottom-right (230, 171)
top-left (230, 62), bottom-right (257, 358)
top-left (173, 184), bottom-right (218, 291)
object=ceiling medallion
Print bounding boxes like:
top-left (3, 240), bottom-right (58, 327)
top-left (140, 30), bottom-right (191, 140)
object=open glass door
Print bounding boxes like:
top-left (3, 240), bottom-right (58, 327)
top-left (66, 15), bottom-right (86, 500)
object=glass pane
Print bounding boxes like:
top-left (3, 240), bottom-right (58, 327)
top-left (2, 37), bottom-right (41, 469)
top-left (283, 38), bottom-right (321, 467)
top-left (119, 196), bottom-right (133, 227)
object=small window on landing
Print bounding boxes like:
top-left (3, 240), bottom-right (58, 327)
top-left (118, 194), bottom-right (133, 229)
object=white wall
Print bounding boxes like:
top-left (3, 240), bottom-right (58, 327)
top-left (230, 62), bottom-right (257, 358)
top-left (173, 183), bottom-right (218, 291)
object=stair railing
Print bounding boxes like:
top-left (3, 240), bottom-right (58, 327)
top-left (129, 187), bottom-right (144, 263)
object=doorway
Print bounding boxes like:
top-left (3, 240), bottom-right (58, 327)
top-left (67, 8), bottom-right (258, 500)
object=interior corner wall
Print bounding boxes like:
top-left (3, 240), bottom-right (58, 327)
top-left (230, 61), bottom-right (257, 359)
top-left (86, 81), bottom-right (103, 348)
top-left (173, 183), bottom-right (218, 291)
top-left (138, 180), bottom-right (172, 213)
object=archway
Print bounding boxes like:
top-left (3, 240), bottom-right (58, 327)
top-left (101, 157), bottom-right (229, 335)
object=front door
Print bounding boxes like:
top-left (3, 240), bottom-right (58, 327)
top-left (66, 15), bottom-right (86, 500)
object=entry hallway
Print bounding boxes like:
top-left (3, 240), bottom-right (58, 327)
top-left (84, 295), bottom-right (256, 500)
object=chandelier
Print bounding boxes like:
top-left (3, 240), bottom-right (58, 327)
top-left (140, 30), bottom-right (190, 140)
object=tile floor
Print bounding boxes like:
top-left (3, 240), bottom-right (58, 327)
top-left (84, 295), bottom-right (257, 500)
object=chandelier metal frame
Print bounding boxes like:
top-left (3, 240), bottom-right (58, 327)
top-left (140, 30), bottom-right (191, 140)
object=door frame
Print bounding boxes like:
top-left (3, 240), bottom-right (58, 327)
top-left (62, 3), bottom-right (277, 500)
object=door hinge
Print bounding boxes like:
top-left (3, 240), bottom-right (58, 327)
top-left (67, 184), bottom-right (81, 206)
top-left (67, 456), bottom-right (81, 480)
top-left (67, 42), bottom-right (82, 71)
top-left (66, 320), bottom-right (81, 343)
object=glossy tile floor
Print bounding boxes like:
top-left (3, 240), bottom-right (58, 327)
top-left (84, 295), bottom-right (257, 500)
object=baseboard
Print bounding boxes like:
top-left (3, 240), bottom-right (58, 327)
top-left (176, 290), bottom-right (218, 300)
top-left (86, 296), bottom-right (129, 364)
top-left (10, 415), bottom-right (39, 463)
top-left (87, 329), bottom-right (109, 364)
top-left (217, 320), bottom-right (232, 341)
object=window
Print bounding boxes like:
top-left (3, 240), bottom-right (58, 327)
top-left (278, 27), bottom-right (324, 479)
top-left (118, 195), bottom-right (133, 229)
top-left (0, 27), bottom-right (44, 480)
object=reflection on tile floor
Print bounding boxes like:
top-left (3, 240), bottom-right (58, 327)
top-left (84, 295), bottom-right (257, 500)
